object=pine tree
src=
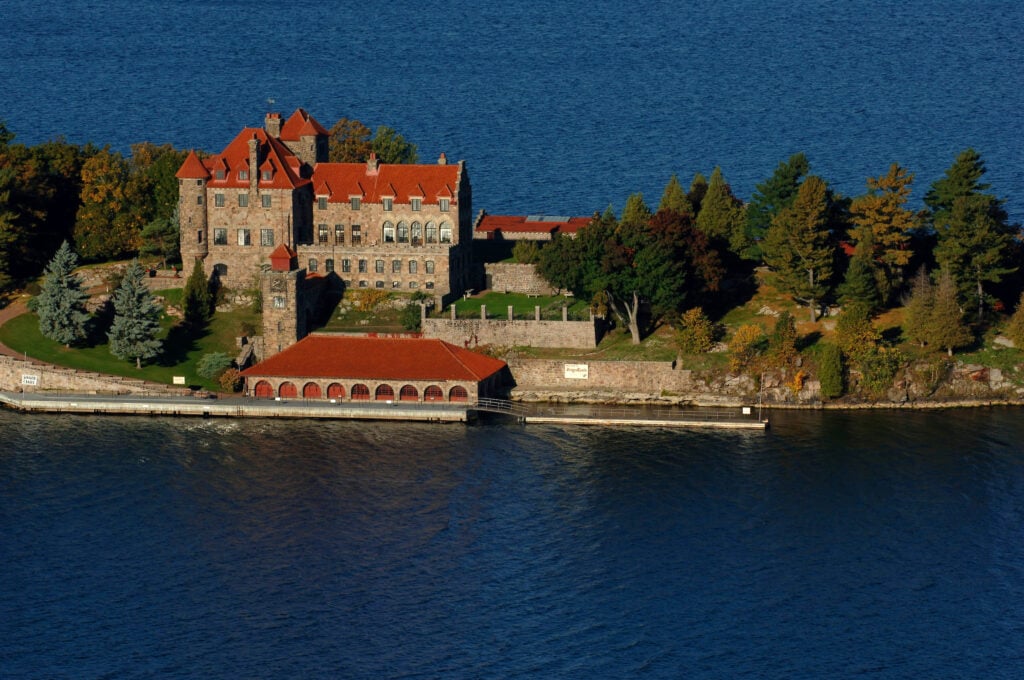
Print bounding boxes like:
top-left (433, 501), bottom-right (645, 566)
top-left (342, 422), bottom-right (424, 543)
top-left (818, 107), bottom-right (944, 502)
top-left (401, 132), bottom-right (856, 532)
top-left (182, 258), bottom-right (212, 327)
top-left (620, 192), bottom-right (652, 228)
top-left (838, 246), bottom-right (882, 312)
top-left (848, 163), bottom-right (917, 300)
top-left (763, 176), bottom-right (835, 322)
top-left (924, 148), bottom-right (991, 226)
top-left (658, 174), bottom-right (692, 215)
top-left (818, 343), bottom-right (845, 398)
top-left (36, 241), bottom-right (90, 347)
top-left (695, 167), bottom-right (745, 245)
top-left (108, 260), bottom-right (163, 368)
top-left (929, 269), bottom-right (974, 356)
top-left (744, 153), bottom-right (810, 260)
top-left (902, 268), bottom-right (934, 348)
top-left (688, 173), bottom-right (708, 215)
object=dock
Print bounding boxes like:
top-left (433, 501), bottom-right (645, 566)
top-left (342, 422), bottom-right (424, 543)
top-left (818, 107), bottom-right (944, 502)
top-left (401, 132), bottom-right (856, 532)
top-left (0, 392), bottom-right (768, 429)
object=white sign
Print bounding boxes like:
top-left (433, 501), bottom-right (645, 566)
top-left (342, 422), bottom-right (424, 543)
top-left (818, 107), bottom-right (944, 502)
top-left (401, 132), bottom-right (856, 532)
top-left (172, 376), bottom-right (186, 385)
top-left (21, 374), bottom-right (38, 386)
top-left (564, 363), bottom-right (589, 380)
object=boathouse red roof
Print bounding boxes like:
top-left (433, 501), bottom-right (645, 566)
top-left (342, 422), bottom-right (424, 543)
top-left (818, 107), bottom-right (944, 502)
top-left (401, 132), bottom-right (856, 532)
top-left (475, 213), bottom-right (591, 236)
top-left (241, 335), bottom-right (507, 382)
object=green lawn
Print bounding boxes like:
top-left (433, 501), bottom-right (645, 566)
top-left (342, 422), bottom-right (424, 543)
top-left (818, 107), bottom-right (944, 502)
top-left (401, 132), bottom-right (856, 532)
top-left (451, 292), bottom-right (589, 320)
top-left (0, 300), bottom-right (259, 391)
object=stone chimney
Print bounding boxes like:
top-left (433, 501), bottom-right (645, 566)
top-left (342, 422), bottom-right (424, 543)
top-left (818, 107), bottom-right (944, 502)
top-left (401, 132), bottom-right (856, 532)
top-left (248, 135), bottom-right (259, 195)
top-left (437, 152), bottom-right (447, 165)
top-left (265, 112), bottom-right (282, 138)
top-left (366, 152), bottom-right (379, 175)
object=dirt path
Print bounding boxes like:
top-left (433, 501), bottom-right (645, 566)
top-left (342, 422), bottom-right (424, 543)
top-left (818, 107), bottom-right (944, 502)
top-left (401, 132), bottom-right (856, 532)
top-left (0, 297), bottom-right (30, 358)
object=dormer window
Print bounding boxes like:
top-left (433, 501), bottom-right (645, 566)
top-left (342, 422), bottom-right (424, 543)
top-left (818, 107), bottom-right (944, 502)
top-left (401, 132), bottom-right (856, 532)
top-left (215, 169), bottom-right (225, 180)
top-left (439, 198), bottom-right (450, 212)
top-left (318, 196), bottom-right (327, 210)
top-left (382, 197), bottom-right (393, 212)
top-left (350, 197), bottom-right (361, 210)
top-left (261, 169), bottom-right (273, 181)
top-left (411, 198), bottom-right (422, 212)
top-left (239, 170), bottom-right (249, 181)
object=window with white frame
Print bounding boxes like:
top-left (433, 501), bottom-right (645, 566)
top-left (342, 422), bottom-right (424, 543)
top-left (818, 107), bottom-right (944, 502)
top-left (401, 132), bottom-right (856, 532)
top-left (383, 222), bottom-right (395, 242)
top-left (238, 229), bottom-right (251, 246)
top-left (382, 197), bottom-right (393, 211)
top-left (439, 198), bottom-right (450, 212)
top-left (425, 260), bottom-right (434, 274)
top-left (238, 193), bottom-right (248, 207)
top-left (410, 198), bottom-right (421, 211)
top-left (439, 222), bottom-right (452, 243)
top-left (214, 193), bottom-right (225, 207)
top-left (261, 194), bottom-right (271, 208)
top-left (260, 229), bottom-right (274, 246)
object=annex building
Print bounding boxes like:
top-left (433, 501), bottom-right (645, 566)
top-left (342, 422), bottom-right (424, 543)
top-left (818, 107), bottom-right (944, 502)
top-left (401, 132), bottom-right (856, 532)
top-left (176, 109), bottom-right (473, 302)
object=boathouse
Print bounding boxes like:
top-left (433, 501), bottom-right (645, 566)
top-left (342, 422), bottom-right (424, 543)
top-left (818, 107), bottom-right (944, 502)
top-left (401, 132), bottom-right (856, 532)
top-left (241, 334), bottom-right (510, 402)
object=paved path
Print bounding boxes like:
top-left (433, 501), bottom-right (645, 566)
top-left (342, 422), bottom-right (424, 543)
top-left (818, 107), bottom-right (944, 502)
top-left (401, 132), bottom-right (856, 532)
top-left (0, 297), bottom-right (30, 359)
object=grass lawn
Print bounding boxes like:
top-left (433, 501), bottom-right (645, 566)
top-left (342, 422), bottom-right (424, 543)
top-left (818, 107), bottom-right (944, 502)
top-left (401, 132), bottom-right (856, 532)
top-left (451, 292), bottom-right (589, 320)
top-left (0, 299), bottom-right (259, 391)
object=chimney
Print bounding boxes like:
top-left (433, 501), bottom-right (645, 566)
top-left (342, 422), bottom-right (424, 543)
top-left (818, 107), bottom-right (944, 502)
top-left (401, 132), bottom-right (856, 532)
top-left (437, 152), bottom-right (447, 165)
top-left (366, 152), bottom-right (379, 175)
top-left (265, 112), bottom-right (282, 138)
top-left (248, 135), bottom-right (259, 195)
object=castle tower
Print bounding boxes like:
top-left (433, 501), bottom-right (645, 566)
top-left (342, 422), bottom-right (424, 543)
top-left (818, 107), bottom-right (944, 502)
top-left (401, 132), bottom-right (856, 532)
top-left (175, 150), bottom-right (210, 276)
top-left (261, 244), bottom-right (306, 357)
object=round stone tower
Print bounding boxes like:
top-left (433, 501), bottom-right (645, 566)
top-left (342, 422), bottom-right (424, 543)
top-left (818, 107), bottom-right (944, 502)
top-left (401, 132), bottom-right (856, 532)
top-left (175, 150), bottom-right (210, 277)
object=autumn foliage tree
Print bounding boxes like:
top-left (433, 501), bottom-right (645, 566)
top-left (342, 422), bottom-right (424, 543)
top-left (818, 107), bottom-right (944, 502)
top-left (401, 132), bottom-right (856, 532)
top-left (848, 163), bottom-right (917, 301)
top-left (74, 147), bottom-right (145, 260)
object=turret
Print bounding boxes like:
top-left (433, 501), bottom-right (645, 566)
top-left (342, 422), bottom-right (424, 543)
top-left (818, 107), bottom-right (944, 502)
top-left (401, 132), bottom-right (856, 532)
top-left (175, 150), bottom-right (210, 274)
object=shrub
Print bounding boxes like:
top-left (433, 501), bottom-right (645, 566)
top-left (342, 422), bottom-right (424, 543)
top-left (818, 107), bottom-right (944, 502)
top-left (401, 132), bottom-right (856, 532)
top-left (197, 352), bottom-right (233, 380)
top-left (767, 310), bottom-right (797, 366)
top-left (858, 346), bottom-right (905, 395)
top-left (729, 324), bottom-right (766, 372)
top-left (1006, 292), bottom-right (1024, 348)
top-left (512, 240), bottom-right (540, 264)
top-left (401, 300), bottom-right (424, 331)
top-left (218, 367), bottom-right (243, 392)
top-left (675, 307), bottom-right (715, 354)
top-left (818, 342), bottom-right (845, 398)
top-left (349, 288), bottom-right (391, 312)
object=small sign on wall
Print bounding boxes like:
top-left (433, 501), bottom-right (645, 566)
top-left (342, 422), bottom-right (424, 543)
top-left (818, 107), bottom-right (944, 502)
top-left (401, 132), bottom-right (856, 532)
top-left (21, 374), bottom-right (39, 386)
top-left (564, 363), bottom-right (589, 380)
top-left (172, 376), bottom-right (186, 385)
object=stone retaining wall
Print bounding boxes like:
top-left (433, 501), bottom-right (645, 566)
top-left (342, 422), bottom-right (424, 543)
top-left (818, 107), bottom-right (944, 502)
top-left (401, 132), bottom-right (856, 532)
top-left (0, 355), bottom-right (189, 396)
top-left (484, 263), bottom-right (557, 296)
top-left (422, 317), bottom-right (599, 349)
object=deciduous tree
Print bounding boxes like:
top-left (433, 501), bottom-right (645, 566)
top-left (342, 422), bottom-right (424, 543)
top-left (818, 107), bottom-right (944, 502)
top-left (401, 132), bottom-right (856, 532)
top-left (902, 268), bottom-right (934, 348)
top-left (75, 147), bottom-right (144, 260)
top-left (328, 118), bottom-right (373, 162)
top-left (108, 260), bottom-right (163, 368)
top-left (695, 167), bottom-right (745, 248)
top-left (848, 163), bottom-right (917, 300)
top-left (35, 241), bottom-right (90, 347)
top-left (929, 269), bottom-right (974, 356)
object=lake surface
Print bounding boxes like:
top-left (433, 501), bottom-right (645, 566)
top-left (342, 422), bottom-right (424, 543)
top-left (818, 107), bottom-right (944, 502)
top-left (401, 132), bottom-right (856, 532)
top-left (1, 0), bottom-right (1022, 220)
top-left (3, 408), bottom-right (1024, 678)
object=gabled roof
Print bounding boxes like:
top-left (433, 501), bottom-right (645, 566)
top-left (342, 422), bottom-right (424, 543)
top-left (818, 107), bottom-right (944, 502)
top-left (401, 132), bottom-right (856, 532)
top-left (175, 150), bottom-right (210, 180)
top-left (310, 161), bottom-right (462, 206)
top-left (241, 335), bottom-right (507, 382)
top-left (280, 108), bottom-right (329, 140)
top-left (475, 214), bottom-right (591, 235)
top-left (200, 127), bottom-right (309, 190)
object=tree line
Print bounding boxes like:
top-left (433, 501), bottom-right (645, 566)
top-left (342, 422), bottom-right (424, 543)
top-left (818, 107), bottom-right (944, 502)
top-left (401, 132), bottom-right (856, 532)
top-left (0, 117), bottom-right (420, 295)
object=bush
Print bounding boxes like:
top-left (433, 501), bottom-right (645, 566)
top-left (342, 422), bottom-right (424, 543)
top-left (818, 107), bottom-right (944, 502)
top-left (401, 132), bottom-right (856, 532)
top-left (349, 288), bottom-right (391, 312)
top-left (197, 352), bottom-right (233, 380)
top-left (512, 240), bottom-right (540, 264)
top-left (401, 300), bottom-right (423, 331)
top-left (218, 367), bottom-right (243, 392)
top-left (858, 346), bottom-right (905, 395)
top-left (818, 342), bottom-right (845, 398)
top-left (729, 324), bottom-right (766, 372)
top-left (675, 307), bottom-right (715, 354)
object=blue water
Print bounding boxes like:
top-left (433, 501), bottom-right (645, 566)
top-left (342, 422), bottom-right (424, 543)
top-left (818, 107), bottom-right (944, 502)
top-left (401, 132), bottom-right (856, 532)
top-left (4, 2), bottom-right (1024, 676)
top-left (1, 0), bottom-right (1022, 220)
top-left (3, 409), bottom-right (1024, 678)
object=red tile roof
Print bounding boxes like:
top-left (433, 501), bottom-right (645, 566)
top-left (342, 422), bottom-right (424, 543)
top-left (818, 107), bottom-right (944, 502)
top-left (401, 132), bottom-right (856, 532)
top-left (199, 127), bottom-right (309, 190)
top-left (269, 244), bottom-right (297, 271)
top-left (311, 162), bottom-right (461, 205)
top-left (175, 150), bottom-right (210, 180)
top-left (242, 335), bottom-right (507, 382)
top-left (476, 214), bottom-right (591, 235)
top-left (280, 108), bottom-right (329, 140)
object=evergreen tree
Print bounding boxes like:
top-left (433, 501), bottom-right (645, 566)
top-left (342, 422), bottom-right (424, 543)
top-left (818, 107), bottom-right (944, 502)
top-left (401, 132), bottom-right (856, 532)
top-left (688, 173), bottom-right (708, 215)
top-left (744, 153), bottom-right (810, 260)
top-left (924, 148), bottom-right (991, 226)
top-left (838, 246), bottom-right (882, 312)
top-left (108, 260), bottom-right (163, 368)
top-left (762, 176), bottom-right (835, 322)
top-left (818, 343), bottom-right (845, 398)
top-left (182, 258), bottom-right (212, 327)
top-left (848, 163), bottom-right (917, 300)
top-left (929, 269), bottom-right (973, 356)
top-left (620, 192), bottom-right (652, 228)
top-left (371, 126), bottom-right (418, 164)
top-left (695, 167), bottom-right (745, 245)
top-left (767, 310), bottom-right (798, 366)
top-left (834, 301), bottom-right (880, 361)
top-left (902, 268), bottom-right (934, 348)
top-left (658, 174), bottom-right (692, 215)
top-left (139, 207), bottom-right (180, 269)
top-left (36, 240), bottom-right (90, 347)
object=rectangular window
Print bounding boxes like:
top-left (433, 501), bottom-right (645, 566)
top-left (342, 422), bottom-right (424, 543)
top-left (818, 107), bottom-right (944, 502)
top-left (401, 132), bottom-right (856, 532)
top-left (439, 198), bottom-right (450, 212)
top-left (214, 228), bottom-right (227, 245)
top-left (260, 229), bottom-right (274, 247)
top-left (375, 260), bottom-right (385, 274)
top-left (425, 260), bottom-right (435, 274)
top-left (358, 259), bottom-right (367, 273)
top-left (197, 230), bottom-right (203, 244)
top-left (318, 224), bottom-right (329, 244)
top-left (352, 225), bottom-right (361, 245)
top-left (325, 258), bottom-right (335, 273)
top-left (215, 193), bottom-right (225, 207)
top-left (318, 196), bottom-right (327, 210)
top-left (350, 197), bottom-right (361, 210)
top-left (273, 296), bottom-right (286, 309)
top-left (440, 223), bottom-right (452, 243)
top-left (197, 196), bottom-right (203, 205)
top-left (382, 197), bottom-right (393, 211)
top-left (239, 170), bottom-right (249, 181)
top-left (375, 281), bottom-right (385, 289)
top-left (215, 170), bottom-right (225, 180)
top-left (262, 169), bottom-right (273, 181)
top-left (392, 260), bottom-right (401, 273)
top-left (238, 194), bottom-right (249, 207)
top-left (392, 281), bottom-right (401, 288)
top-left (195, 179), bottom-right (203, 186)
top-left (261, 194), bottom-right (272, 208)
top-left (425, 281), bottom-right (434, 290)
top-left (334, 224), bottom-right (344, 245)
top-left (409, 260), bottom-right (418, 274)
top-left (238, 229), bottom-right (251, 246)
top-left (359, 280), bottom-right (368, 288)
top-left (308, 258), bottom-right (318, 272)
top-left (409, 281), bottom-right (418, 289)
top-left (342, 259), bottom-right (351, 273)
top-left (411, 198), bottom-right (421, 211)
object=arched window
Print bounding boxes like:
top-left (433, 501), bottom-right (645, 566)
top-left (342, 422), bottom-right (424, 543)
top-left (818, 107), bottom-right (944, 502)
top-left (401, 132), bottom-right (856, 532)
top-left (439, 222), bottom-right (453, 243)
top-left (375, 384), bottom-right (395, 401)
top-left (424, 385), bottom-right (443, 401)
top-left (399, 385), bottom-right (418, 401)
top-left (303, 382), bottom-right (322, 399)
top-left (327, 383), bottom-right (345, 399)
top-left (449, 385), bottom-right (469, 402)
top-left (308, 258), bottom-right (318, 273)
top-left (279, 382), bottom-right (298, 398)
top-left (425, 222), bottom-right (437, 243)
top-left (213, 263), bottom-right (228, 277)
top-left (397, 221), bottom-right (409, 243)
top-left (351, 384), bottom-right (370, 400)
top-left (411, 222), bottom-right (422, 245)
top-left (254, 380), bottom-right (274, 398)
top-left (383, 221), bottom-right (395, 242)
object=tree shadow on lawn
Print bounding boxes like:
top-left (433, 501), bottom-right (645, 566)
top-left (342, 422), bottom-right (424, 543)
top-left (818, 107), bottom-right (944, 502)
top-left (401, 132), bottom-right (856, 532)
top-left (157, 324), bottom-right (202, 367)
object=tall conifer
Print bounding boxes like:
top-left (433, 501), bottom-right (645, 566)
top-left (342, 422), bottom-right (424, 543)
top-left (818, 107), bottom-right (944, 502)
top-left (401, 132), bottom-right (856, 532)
top-left (36, 240), bottom-right (90, 347)
top-left (108, 260), bottom-right (163, 368)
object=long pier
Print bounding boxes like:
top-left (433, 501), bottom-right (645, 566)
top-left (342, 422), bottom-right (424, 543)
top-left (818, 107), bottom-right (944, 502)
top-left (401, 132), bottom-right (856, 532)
top-left (0, 392), bottom-right (768, 429)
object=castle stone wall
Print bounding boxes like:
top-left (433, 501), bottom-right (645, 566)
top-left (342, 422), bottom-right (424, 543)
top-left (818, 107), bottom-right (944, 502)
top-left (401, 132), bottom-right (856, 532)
top-left (421, 317), bottom-right (598, 349)
top-left (0, 356), bottom-right (190, 396)
top-left (484, 263), bottom-right (557, 295)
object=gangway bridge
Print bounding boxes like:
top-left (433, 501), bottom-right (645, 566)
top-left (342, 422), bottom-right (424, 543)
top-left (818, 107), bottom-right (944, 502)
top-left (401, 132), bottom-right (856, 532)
top-left (470, 398), bottom-right (767, 430)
